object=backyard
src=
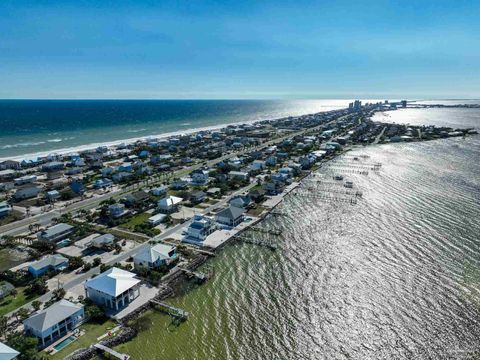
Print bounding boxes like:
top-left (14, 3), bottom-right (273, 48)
top-left (49, 318), bottom-right (117, 360)
top-left (0, 286), bottom-right (34, 317)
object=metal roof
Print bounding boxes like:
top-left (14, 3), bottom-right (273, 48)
top-left (23, 300), bottom-right (83, 332)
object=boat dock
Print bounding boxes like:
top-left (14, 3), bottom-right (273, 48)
top-left (150, 299), bottom-right (189, 320)
top-left (235, 234), bottom-right (278, 250)
top-left (249, 226), bottom-right (282, 236)
top-left (93, 343), bottom-right (130, 360)
top-left (179, 267), bottom-right (211, 282)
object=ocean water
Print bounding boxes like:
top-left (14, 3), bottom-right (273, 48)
top-left (0, 99), bottom-right (355, 160)
top-left (112, 107), bottom-right (480, 360)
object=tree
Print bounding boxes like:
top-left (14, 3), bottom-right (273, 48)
top-left (25, 278), bottom-right (48, 296)
top-left (10, 288), bottom-right (17, 298)
top-left (92, 257), bottom-right (102, 267)
top-left (0, 316), bottom-right (8, 338)
top-left (52, 288), bottom-right (66, 300)
top-left (6, 333), bottom-right (43, 360)
top-left (68, 256), bottom-right (85, 270)
top-left (31, 300), bottom-right (42, 311)
top-left (17, 308), bottom-right (30, 321)
top-left (85, 304), bottom-right (104, 321)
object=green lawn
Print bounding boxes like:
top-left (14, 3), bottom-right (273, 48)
top-left (0, 286), bottom-right (36, 317)
top-left (119, 212), bottom-right (151, 230)
top-left (49, 319), bottom-right (116, 360)
top-left (247, 206), bottom-right (266, 217)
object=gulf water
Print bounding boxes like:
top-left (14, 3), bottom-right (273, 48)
top-left (0, 99), bottom-right (352, 159)
top-left (110, 107), bottom-right (480, 359)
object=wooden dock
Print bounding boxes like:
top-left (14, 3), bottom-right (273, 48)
top-left (249, 226), bottom-right (282, 236)
top-left (94, 343), bottom-right (130, 360)
top-left (150, 299), bottom-right (189, 320)
top-left (235, 234), bottom-right (278, 250)
top-left (179, 267), bottom-right (211, 282)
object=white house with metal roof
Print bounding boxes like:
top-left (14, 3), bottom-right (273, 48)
top-left (157, 196), bottom-right (183, 213)
top-left (0, 341), bottom-right (20, 360)
top-left (84, 267), bottom-right (141, 311)
top-left (23, 299), bottom-right (84, 347)
top-left (133, 243), bottom-right (177, 270)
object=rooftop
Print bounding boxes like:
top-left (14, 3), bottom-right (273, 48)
top-left (23, 299), bottom-right (83, 332)
top-left (85, 267), bottom-right (140, 297)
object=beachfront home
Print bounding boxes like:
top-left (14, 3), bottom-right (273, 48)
top-left (249, 188), bottom-right (266, 203)
top-left (0, 201), bottom-right (12, 218)
top-left (28, 254), bottom-right (69, 277)
top-left (23, 300), bottom-right (84, 348)
top-left (216, 206), bottom-right (245, 227)
top-left (158, 196), bottom-right (183, 213)
top-left (37, 223), bottom-right (74, 243)
top-left (185, 214), bottom-right (217, 242)
top-left (133, 243), bottom-right (177, 270)
top-left (84, 267), bottom-right (141, 311)
top-left (0, 341), bottom-right (19, 359)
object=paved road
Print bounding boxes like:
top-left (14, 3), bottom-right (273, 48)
top-left (5, 181), bottom-right (257, 318)
top-left (0, 113), bottom-right (343, 238)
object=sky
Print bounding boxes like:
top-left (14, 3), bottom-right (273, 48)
top-left (0, 0), bottom-right (479, 99)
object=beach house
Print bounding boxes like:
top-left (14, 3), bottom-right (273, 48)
top-left (133, 243), bottom-right (177, 270)
top-left (216, 206), bottom-right (245, 227)
top-left (37, 223), bottom-right (74, 243)
top-left (28, 254), bottom-right (69, 277)
top-left (158, 196), bottom-right (183, 213)
top-left (184, 214), bottom-right (217, 242)
top-left (0, 341), bottom-right (19, 359)
top-left (84, 267), bottom-right (141, 311)
top-left (23, 300), bottom-right (84, 347)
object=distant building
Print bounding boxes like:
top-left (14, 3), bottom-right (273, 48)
top-left (158, 196), bottom-right (183, 213)
top-left (14, 186), bottom-right (41, 200)
top-left (108, 203), bottom-right (128, 218)
top-left (229, 195), bottom-right (252, 208)
top-left (24, 300), bottom-right (84, 348)
top-left (190, 191), bottom-right (206, 204)
top-left (37, 223), bottom-right (74, 243)
top-left (148, 213), bottom-right (166, 226)
top-left (133, 243), bottom-right (177, 270)
top-left (28, 254), bottom-right (69, 277)
top-left (0, 201), bottom-right (12, 218)
top-left (216, 206), bottom-right (245, 227)
top-left (85, 267), bottom-right (141, 311)
top-left (185, 214), bottom-right (217, 241)
top-left (14, 174), bottom-right (37, 186)
top-left (46, 190), bottom-right (61, 202)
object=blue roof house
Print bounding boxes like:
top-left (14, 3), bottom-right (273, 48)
top-left (24, 300), bottom-right (84, 348)
top-left (28, 254), bottom-right (69, 278)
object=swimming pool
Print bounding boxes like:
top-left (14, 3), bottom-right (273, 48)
top-left (56, 239), bottom-right (71, 248)
top-left (53, 336), bottom-right (76, 351)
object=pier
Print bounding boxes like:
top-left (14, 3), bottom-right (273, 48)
top-left (179, 267), bottom-right (212, 283)
top-left (150, 299), bottom-right (189, 321)
top-left (93, 343), bottom-right (130, 360)
top-left (249, 226), bottom-right (282, 236)
top-left (235, 234), bottom-right (278, 250)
